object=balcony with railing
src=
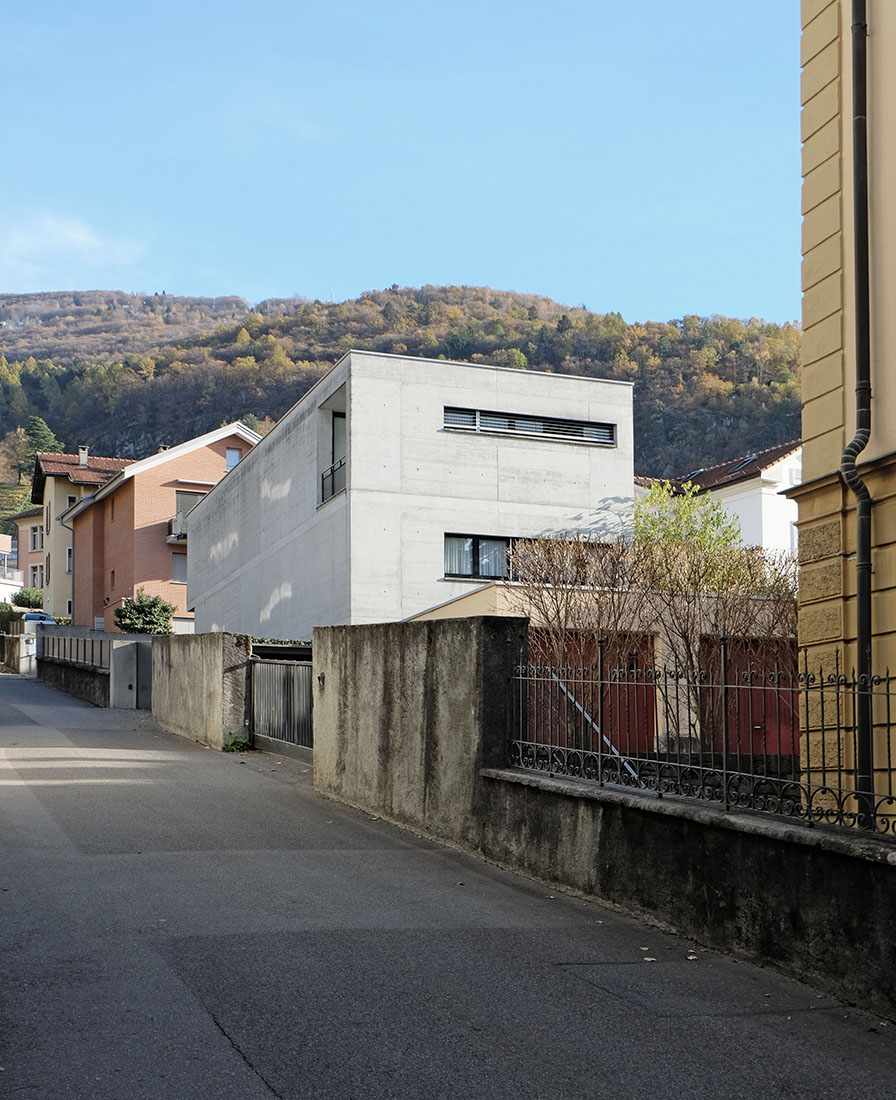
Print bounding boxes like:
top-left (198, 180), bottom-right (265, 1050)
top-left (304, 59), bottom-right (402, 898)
top-left (167, 512), bottom-right (188, 544)
top-left (321, 456), bottom-right (346, 503)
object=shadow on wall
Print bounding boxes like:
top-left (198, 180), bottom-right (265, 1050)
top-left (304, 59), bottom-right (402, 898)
top-left (540, 496), bottom-right (634, 541)
top-left (261, 476), bottom-right (292, 502)
top-left (260, 582), bottom-right (294, 624)
top-left (210, 531), bottom-right (239, 564)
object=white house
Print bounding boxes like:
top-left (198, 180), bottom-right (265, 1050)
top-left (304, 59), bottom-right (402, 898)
top-left (636, 441), bottom-right (802, 553)
top-left (187, 350), bottom-right (635, 638)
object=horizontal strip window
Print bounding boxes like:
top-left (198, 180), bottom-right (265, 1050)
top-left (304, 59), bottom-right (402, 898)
top-left (444, 407), bottom-right (615, 445)
top-left (445, 534), bottom-right (513, 580)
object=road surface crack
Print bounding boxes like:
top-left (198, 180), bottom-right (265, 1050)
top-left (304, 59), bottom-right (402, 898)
top-left (209, 1012), bottom-right (285, 1098)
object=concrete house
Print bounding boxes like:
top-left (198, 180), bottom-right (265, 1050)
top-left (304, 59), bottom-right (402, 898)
top-left (64, 423), bottom-right (260, 633)
top-left (187, 350), bottom-right (635, 638)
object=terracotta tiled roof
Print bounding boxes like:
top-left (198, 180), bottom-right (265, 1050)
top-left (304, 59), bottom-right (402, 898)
top-left (31, 451), bottom-right (135, 503)
top-left (36, 452), bottom-right (134, 481)
top-left (5, 505), bottom-right (43, 522)
top-left (673, 440), bottom-right (801, 492)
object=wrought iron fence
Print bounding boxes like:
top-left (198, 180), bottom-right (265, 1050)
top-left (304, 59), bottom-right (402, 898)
top-left (508, 637), bottom-right (896, 836)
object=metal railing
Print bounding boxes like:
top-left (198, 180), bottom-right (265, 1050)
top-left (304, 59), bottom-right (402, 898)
top-left (321, 457), bottom-right (346, 503)
top-left (251, 659), bottom-right (313, 748)
top-left (508, 637), bottom-right (896, 836)
top-left (41, 634), bottom-right (111, 670)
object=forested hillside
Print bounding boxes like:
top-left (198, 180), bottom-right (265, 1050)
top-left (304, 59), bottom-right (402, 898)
top-left (0, 287), bottom-right (801, 477)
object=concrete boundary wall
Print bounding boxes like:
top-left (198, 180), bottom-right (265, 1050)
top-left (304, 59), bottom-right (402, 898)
top-left (38, 659), bottom-right (110, 707)
top-left (313, 617), bottom-right (896, 1017)
top-left (1, 633), bottom-right (36, 678)
top-left (36, 637), bottom-right (150, 708)
top-left (152, 632), bottom-right (250, 749)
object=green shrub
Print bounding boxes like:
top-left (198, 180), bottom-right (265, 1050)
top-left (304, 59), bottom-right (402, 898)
top-left (114, 588), bottom-right (176, 634)
top-left (12, 588), bottom-right (43, 609)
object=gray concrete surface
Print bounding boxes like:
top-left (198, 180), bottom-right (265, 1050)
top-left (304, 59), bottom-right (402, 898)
top-left (1, 673), bottom-right (894, 1100)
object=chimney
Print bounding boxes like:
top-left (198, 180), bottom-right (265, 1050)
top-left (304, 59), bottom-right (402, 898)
top-left (78, 445), bottom-right (89, 467)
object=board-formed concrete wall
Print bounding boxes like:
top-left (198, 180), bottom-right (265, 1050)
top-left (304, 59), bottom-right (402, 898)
top-left (314, 616), bottom-right (896, 1017)
top-left (152, 632), bottom-right (250, 749)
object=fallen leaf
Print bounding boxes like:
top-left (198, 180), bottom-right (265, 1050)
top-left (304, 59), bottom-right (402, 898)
top-left (687, 955), bottom-right (698, 961)
top-left (639, 946), bottom-right (649, 951)
top-left (643, 957), bottom-right (656, 963)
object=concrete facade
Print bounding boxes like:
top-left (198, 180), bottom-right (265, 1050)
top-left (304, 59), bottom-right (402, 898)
top-left (794, 1), bottom-right (896, 675)
top-left (188, 350), bottom-right (634, 639)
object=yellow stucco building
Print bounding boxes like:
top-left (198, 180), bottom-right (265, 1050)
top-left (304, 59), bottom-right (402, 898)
top-left (796, 0), bottom-right (896, 674)
top-left (796, 1), bottom-right (896, 804)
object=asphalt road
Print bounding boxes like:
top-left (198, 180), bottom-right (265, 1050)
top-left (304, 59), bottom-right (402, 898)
top-left (1, 673), bottom-right (894, 1100)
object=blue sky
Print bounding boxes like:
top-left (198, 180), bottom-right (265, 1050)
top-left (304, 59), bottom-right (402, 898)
top-left (2, 1), bottom-right (801, 323)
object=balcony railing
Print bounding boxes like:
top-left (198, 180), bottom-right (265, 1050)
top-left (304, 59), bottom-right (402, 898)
top-left (321, 456), bottom-right (346, 503)
top-left (167, 513), bottom-right (188, 542)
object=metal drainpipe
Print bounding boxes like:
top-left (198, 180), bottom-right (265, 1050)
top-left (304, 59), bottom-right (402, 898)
top-left (839, 0), bottom-right (874, 815)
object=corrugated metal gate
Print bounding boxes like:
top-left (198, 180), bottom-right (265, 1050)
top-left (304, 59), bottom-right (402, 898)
top-left (250, 659), bottom-right (313, 750)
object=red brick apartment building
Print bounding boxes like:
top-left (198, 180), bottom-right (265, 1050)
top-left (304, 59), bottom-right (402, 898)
top-left (64, 423), bottom-right (259, 632)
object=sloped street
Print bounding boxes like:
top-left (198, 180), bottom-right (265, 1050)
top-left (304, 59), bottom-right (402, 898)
top-left (1, 674), bottom-right (893, 1100)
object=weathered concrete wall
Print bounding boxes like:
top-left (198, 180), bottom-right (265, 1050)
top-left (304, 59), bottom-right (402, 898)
top-left (38, 659), bottom-right (110, 707)
top-left (1, 633), bottom-right (36, 677)
top-left (314, 616), bottom-right (896, 1018)
top-left (152, 632), bottom-right (250, 749)
top-left (314, 617), bottom-right (525, 841)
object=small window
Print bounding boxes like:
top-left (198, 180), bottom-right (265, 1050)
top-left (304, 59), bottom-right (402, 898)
top-left (66, 547), bottom-right (73, 574)
top-left (172, 554), bottom-right (187, 583)
top-left (175, 490), bottom-right (205, 515)
top-left (444, 534), bottom-right (512, 579)
top-left (444, 407), bottom-right (615, 445)
top-left (66, 600), bottom-right (72, 616)
top-left (68, 495), bottom-right (77, 508)
top-left (110, 569), bottom-right (116, 589)
top-left (226, 448), bottom-right (242, 471)
top-left (110, 497), bottom-right (115, 521)
top-left (30, 565), bottom-right (44, 588)
top-left (30, 526), bottom-right (44, 552)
